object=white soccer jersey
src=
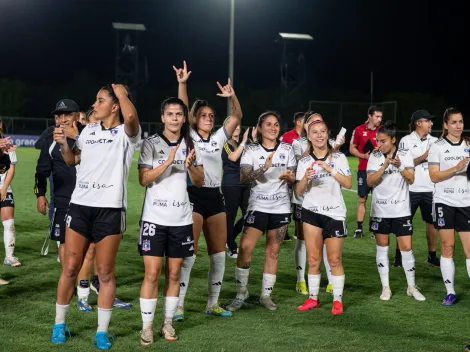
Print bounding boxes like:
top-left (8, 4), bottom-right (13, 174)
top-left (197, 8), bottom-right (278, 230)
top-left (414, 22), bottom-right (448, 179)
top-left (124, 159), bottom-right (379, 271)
top-left (191, 127), bottom-right (228, 188)
top-left (367, 148), bottom-right (414, 218)
top-left (0, 151), bottom-right (17, 193)
top-left (399, 132), bottom-right (437, 193)
top-left (70, 122), bottom-right (141, 209)
top-left (428, 137), bottom-right (470, 207)
top-left (296, 152), bottom-right (350, 221)
top-left (138, 133), bottom-right (202, 226)
top-left (241, 142), bottom-right (296, 214)
top-left (292, 137), bottom-right (308, 205)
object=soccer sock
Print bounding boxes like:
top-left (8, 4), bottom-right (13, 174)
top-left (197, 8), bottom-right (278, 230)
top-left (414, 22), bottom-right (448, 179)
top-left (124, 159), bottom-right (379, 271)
top-left (207, 252), bottom-right (225, 308)
top-left (235, 267), bottom-right (250, 298)
top-left (307, 274), bottom-right (321, 300)
top-left (440, 256), bottom-right (455, 295)
top-left (395, 247), bottom-right (401, 259)
top-left (55, 303), bottom-right (69, 324)
top-left (163, 296), bottom-right (178, 325)
top-left (3, 219), bottom-right (15, 258)
top-left (97, 307), bottom-right (113, 333)
top-left (261, 273), bottom-right (276, 298)
top-left (140, 298), bottom-right (157, 329)
top-left (323, 244), bottom-right (332, 285)
top-left (376, 245), bottom-right (390, 287)
top-left (401, 250), bottom-right (416, 287)
top-left (294, 240), bottom-right (306, 282)
top-left (357, 221), bottom-right (363, 230)
top-left (332, 275), bottom-right (345, 302)
top-left (178, 254), bottom-right (195, 307)
top-left (466, 259), bottom-right (470, 279)
top-left (77, 279), bottom-right (90, 300)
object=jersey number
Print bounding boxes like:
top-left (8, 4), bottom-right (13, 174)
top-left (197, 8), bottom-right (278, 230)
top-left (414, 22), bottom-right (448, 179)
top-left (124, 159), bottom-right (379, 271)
top-left (437, 207), bottom-right (444, 218)
top-left (65, 216), bottom-right (72, 228)
top-left (142, 222), bottom-right (156, 236)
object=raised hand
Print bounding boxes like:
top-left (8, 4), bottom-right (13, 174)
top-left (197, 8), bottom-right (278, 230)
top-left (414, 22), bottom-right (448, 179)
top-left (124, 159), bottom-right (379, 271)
top-left (185, 149), bottom-right (196, 169)
top-left (455, 157), bottom-right (469, 172)
top-left (279, 170), bottom-right (295, 183)
top-left (263, 151), bottom-right (275, 171)
top-left (53, 127), bottom-right (67, 145)
top-left (251, 126), bottom-right (258, 142)
top-left (241, 128), bottom-right (249, 144)
top-left (390, 155), bottom-right (401, 168)
top-left (216, 78), bottom-right (234, 98)
top-left (111, 84), bottom-right (129, 99)
top-left (0, 137), bottom-right (12, 151)
top-left (173, 60), bottom-right (192, 83)
top-left (166, 144), bottom-right (180, 165)
top-left (62, 121), bottom-right (79, 140)
top-left (316, 160), bottom-right (332, 173)
top-left (303, 166), bottom-right (314, 180)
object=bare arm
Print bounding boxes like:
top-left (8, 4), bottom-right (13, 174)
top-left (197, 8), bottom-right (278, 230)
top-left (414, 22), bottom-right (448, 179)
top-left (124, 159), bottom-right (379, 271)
top-left (113, 84), bottom-right (139, 137)
top-left (217, 79), bottom-right (243, 137)
top-left (1, 164), bottom-right (15, 191)
top-left (240, 166), bottom-right (266, 185)
top-left (173, 61), bottom-right (191, 108)
top-left (367, 165), bottom-right (386, 187)
top-left (429, 158), bottom-right (468, 183)
top-left (401, 168), bottom-right (415, 184)
top-left (138, 163), bottom-right (172, 187)
top-left (187, 165), bottom-right (204, 188)
top-left (60, 143), bottom-right (81, 166)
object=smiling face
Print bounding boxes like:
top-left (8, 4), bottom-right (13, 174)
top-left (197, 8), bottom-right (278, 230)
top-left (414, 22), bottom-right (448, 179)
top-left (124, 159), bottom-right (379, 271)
top-left (308, 121), bottom-right (329, 149)
top-left (259, 115), bottom-right (280, 142)
top-left (56, 111), bottom-right (79, 126)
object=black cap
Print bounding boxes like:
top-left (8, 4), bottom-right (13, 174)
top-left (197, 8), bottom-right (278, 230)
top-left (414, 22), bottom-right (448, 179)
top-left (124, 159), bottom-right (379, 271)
top-left (51, 99), bottom-right (80, 115)
top-left (410, 109), bottom-right (434, 124)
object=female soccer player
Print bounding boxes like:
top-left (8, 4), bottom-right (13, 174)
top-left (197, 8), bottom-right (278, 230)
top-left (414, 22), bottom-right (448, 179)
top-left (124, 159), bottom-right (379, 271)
top-left (138, 97), bottom-right (203, 345)
top-left (295, 119), bottom-right (351, 314)
top-left (428, 107), bottom-right (470, 306)
top-left (367, 121), bottom-right (425, 302)
top-left (227, 111), bottom-right (296, 311)
top-left (50, 84), bottom-right (141, 350)
top-left (173, 61), bottom-right (242, 319)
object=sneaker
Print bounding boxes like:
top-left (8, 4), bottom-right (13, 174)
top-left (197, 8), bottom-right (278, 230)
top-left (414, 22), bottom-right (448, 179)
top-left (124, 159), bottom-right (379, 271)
top-left (331, 300), bottom-right (343, 315)
top-left (465, 344), bottom-right (470, 351)
top-left (77, 298), bottom-right (93, 312)
top-left (283, 233), bottom-right (293, 242)
top-left (426, 256), bottom-right (440, 267)
top-left (259, 296), bottom-right (277, 311)
top-left (140, 326), bottom-right (154, 346)
top-left (113, 297), bottom-right (132, 309)
top-left (297, 297), bottom-right (320, 311)
top-left (93, 331), bottom-right (114, 350)
top-left (370, 233), bottom-right (376, 239)
top-left (0, 277), bottom-right (9, 285)
top-left (380, 286), bottom-right (392, 301)
top-left (296, 281), bottom-right (308, 295)
top-left (227, 249), bottom-right (238, 259)
top-left (159, 323), bottom-right (178, 341)
top-left (392, 256), bottom-right (403, 268)
top-left (90, 276), bottom-right (100, 294)
top-left (353, 229), bottom-right (363, 239)
top-left (326, 283), bottom-right (333, 294)
top-left (50, 323), bottom-right (71, 344)
top-left (4, 256), bottom-right (21, 267)
top-left (173, 305), bottom-right (184, 321)
top-left (226, 294), bottom-right (249, 312)
top-left (206, 303), bottom-right (233, 317)
top-left (442, 293), bottom-right (457, 306)
top-left (407, 286), bottom-right (426, 301)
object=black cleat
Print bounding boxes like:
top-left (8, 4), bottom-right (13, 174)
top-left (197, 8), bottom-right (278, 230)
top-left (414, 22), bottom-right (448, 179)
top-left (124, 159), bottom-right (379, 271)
top-left (392, 256), bottom-right (402, 268)
top-left (354, 229), bottom-right (363, 238)
top-left (427, 256), bottom-right (440, 267)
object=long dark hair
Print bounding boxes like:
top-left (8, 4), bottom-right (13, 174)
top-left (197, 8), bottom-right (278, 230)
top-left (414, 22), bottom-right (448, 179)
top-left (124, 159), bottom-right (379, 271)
top-left (190, 99), bottom-right (215, 131)
top-left (306, 119), bottom-right (333, 160)
top-left (160, 97), bottom-right (194, 151)
top-left (100, 84), bottom-right (133, 121)
top-left (441, 107), bottom-right (470, 145)
top-left (377, 120), bottom-right (398, 157)
top-left (256, 111), bottom-right (281, 144)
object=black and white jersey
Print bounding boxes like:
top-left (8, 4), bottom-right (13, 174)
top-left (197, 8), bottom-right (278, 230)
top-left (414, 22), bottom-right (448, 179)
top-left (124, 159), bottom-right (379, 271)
top-left (191, 127), bottom-right (228, 188)
top-left (70, 122), bottom-right (141, 209)
top-left (296, 152), bottom-right (350, 221)
top-left (428, 137), bottom-right (470, 207)
top-left (367, 149), bottom-right (414, 218)
top-left (240, 141), bottom-right (296, 214)
top-left (399, 132), bottom-right (438, 193)
top-left (0, 151), bottom-right (17, 193)
top-left (292, 137), bottom-right (308, 205)
top-left (138, 133), bottom-right (202, 226)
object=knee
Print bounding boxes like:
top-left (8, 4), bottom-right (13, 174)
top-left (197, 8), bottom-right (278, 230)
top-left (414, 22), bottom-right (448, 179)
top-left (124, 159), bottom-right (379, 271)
top-left (144, 269), bottom-right (161, 285)
top-left (327, 255), bottom-right (342, 269)
top-left (358, 196), bottom-right (367, 205)
top-left (166, 269), bottom-right (180, 284)
top-left (239, 240), bottom-right (253, 256)
top-left (307, 254), bottom-right (321, 268)
top-left (441, 242), bottom-right (454, 257)
top-left (96, 264), bottom-right (115, 284)
top-left (62, 261), bottom-right (81, 279)
top-left (265, 246), bottom-right (280, 261)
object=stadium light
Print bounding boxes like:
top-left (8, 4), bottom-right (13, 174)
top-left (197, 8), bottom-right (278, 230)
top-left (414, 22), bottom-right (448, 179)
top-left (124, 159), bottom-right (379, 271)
top-left (278, 32), bottom-right (314, 41)
top-left (112, 22), bottom-right (146, 31)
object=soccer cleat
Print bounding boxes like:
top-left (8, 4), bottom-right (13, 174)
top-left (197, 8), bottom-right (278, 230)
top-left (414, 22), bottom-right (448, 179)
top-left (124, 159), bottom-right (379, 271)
top-left (227, 249), bottom-right (238, 259)
top-left (353, 229), bottom-right (363, 238)
top-left (50, 323), bottom-right (71, 344)
top-left (296, 281), bottom-right (308, 295)
top-left (331, 300), bottom-right (344, 315)
top-left (297, 297), bottom-right (320, 311)
top-left (407, 286), bottom-right (426, 301)
top-left (173, 305), bottom-right (184, 321)
top-left (113, 298), bottom-right (132, 309)
top-left (426, 256), bottom-right (440, 267)
top-left (370, 233), bottom-right (376, 239)
top-left (93, 331), bottom-right (114, 350)
top-left (159, 323), bottom-right (178, 341)
top-left (465, 344), bottom-right (470, 351)
top-left (442, 293), bottom-right (457, 306)
top-left (226, 295), bottom-right (249, 312)
top-left (77, 298), bottom-right (92, 312)
top-left (259, 296), bottom-right (277, 311)
top-left (90, 276), bottom-right (100, 294)
top-left (0, 277), bottom-right (9, 285)
top-left (326, 283), bottom-right (333, 294)
top-left (283, 233), bottom-right (293, 242)
top-left (4, 256), bottom-right (21, 267)
top-left (380, 286), bottom-right (392, 301)
top-left (392, 257), bottom-right (403, 268)
top-left (140, 326), bottom-right (154, 346)
top-left (206, 303), bottom-right (233, 317)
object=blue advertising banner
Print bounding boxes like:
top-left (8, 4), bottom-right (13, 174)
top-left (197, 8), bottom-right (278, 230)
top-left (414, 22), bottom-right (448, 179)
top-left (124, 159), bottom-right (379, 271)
top-left (5, 135), bottom-right (39, 147)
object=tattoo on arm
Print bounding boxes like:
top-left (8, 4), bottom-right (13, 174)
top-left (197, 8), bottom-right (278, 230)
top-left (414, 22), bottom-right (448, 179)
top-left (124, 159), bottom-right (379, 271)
top-left (241, 166), bottom-right (265, 184)
top-left (275, 225), bottom-right (288, 243)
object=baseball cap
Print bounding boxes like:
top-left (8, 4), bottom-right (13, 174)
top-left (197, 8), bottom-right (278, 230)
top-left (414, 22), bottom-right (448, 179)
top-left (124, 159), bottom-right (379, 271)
top-left (51, 99), bottom-right (80, 115)
top-left (410, 109), bottom-right (434, 124)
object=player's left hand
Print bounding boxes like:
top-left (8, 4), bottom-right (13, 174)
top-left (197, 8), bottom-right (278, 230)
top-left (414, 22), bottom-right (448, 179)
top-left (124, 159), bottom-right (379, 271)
top-left (279, 170), bottom-right (295, 183)
top-left (112, 84), bottom-right (129, 99)
top-left (62, 121), bottom-right (79, 140)
top-left (216, 78), bottom-right (235, 98)
top-left (185, 149), bottom-right (196, 169)
top-left (316, 160), bottom-right (332, 173)
top-left (0, 187), bottom-right (7, 202)
top-left (391, 155), bottom-right (401, 168)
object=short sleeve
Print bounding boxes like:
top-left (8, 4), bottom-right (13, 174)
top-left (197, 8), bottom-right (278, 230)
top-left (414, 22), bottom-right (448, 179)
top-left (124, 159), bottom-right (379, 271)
top-left (367, 153), bottom-right (381, 173)
top-left (351, 127), bottom-right (360, 146)
top-left (214, 126), bottom-right (229, 147)
top-left (296, 160), bottom-right (307, 181)
top-left (428, 142), bottom-right (440, 165)
top-left (138, 140), bottom-right (153, 169)
top-left (240, 147), bottom-right (253, 169)
top-left (287, 147), bottom-right (297, 170)
top-left (8, 151), bottom-right (17, 165)
top-left (194, 144), bottom-right (203, 167)
top-left (292, 140), bottom-right (302, 159)
top-left (403, 151), bottom-right (414, 169)
top-left (335, 154), bottom-right (351, 176)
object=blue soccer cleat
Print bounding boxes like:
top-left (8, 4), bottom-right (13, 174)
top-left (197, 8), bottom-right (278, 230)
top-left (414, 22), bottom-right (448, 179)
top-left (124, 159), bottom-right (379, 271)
top-left (442, 293), bottom-right (457, 306)
top-left (50, 323), bottom-right (71, 344)
top-left (113, 298), bottom-right (132, 309)
top-left (93, 331), bottom-right (114, 350)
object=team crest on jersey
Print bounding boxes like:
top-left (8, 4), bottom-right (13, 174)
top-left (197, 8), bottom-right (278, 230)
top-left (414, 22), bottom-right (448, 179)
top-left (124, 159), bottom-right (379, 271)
top-left (279, 153), bottom-right (285, 160)
top-left (181, 149), bottom-right (187, 156)
top-left (371, 222), bottom-right (379, 231)
top-left (246, 214), bottom-right (255, 224)
top-left (465, 148), bottom-right (470, 153)
top-left (54, 224), bottom-right (60, 237)
top-left (211, 140), bottom-right (218, 147)
top-left (142, 240), bottom-right (151, 252)
top-left (438, 218), bottom-right (445, 227)
top-left (110, 129), bottom-right (119, 136)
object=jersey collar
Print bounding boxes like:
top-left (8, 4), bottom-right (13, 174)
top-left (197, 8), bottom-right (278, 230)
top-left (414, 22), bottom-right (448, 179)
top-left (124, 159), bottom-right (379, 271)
top-left (412, 131), bottom-right (429, 142)
top-left (158, 131), bottom-right (184, 147)
top-left (310, 151), bottom-right (329, 161)
top-left (260, 141), bottom-right (280, 152)
top-left (443, 136), bottom-right (463, 146)
top-left (100, 121), bottom-right (122, 131)
top-left (195, 130), bottom-right (211, 143)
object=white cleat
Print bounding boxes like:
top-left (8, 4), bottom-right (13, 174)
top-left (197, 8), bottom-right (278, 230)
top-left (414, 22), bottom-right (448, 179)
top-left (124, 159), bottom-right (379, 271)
top-left (407, 285), bottom-right (426, 301)
top-left (380, 286), bottom-right (392, 301)
top-left (4, 256), bottom-right (21, 267)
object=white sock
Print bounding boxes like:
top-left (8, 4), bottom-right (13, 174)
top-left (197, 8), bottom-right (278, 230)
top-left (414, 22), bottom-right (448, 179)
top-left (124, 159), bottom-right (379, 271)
top-left (56, 241), bottom-right (60, 248)
top-left (97, 307), bottom-right (113, 333)
top-left (77, 279), bottom-right (90, 300)
top-left (55, 303), bottom-right (69, 324)
top-left (140, 298), bottom-right (157, 329)
top-left (401, 250), bottom-right (416, 287)
top-left (307, 274), bottom-right (321, 299)
top-left (235, 267), bottom-right (250, 298)
top-left (178, 254), bottom-right (196, 307)
top-left (332, 274), bottom-right (345, 302)
top-left (323, 244), bottom-right (332, 285)
top-left (294, 240), bottom-right (306, 282)
top-left (466, 259), bottom-right (470, 279)
top-left (207, 252), bottom-right (225, 308)
top-left (163, 296), bottom-right (179, 324)
top-left (376, 245), bottom-right (390, 287)
top-left (261, 273), bottom-right (276, 298)
top-left (440, 256), bottom-right (455, 295)
top-left (3, 219), bottom-right (15, 258)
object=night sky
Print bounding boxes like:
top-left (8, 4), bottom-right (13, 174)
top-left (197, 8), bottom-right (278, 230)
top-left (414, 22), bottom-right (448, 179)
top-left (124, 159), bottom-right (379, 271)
top-left (0, 0), bottom-right (468, 118)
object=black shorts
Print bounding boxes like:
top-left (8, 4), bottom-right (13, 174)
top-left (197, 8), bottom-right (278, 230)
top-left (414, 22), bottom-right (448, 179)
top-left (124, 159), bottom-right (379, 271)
top-left (244, 210), bottom-right (290, 232)
top-left (292, 203), bottom-right (302, 222)
top-left (370, 216), bottom-right (413, 236)
top-left (138, 221), bottom-right (194, 258)
top-left (301, 208), bottom-right (347, 239)
top-left (0, 192), bottom-right (14, 208)
top-left (410, 191), bottom-right (433, 224)
top-left (49, 208), bottom-right (67, 244)
top-left (357, 170), bottom-right (372, 197)
top-left (433, 203), bottom-right (470, 232)
top-left (188, 186), bottom-right (226, 219)
top-left (66, 203), bottom-right (126, 243)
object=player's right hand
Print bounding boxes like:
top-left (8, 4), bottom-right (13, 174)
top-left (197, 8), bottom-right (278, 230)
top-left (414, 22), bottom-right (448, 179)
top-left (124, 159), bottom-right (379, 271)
top-left (53, 127), bottom-right (67, 145)
top-left (37, 196), bottom-right (49, 215)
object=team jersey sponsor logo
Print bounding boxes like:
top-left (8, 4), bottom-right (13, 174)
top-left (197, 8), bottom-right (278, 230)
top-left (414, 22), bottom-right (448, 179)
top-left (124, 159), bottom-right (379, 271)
top-left (153, 199), bottom-right (168, 207)
top-left (79, 182), bottom-right (89, 189)
top-left (85, 139), bottom-right (113, 144)
top-left (182, 236), bottom-right (194, 246)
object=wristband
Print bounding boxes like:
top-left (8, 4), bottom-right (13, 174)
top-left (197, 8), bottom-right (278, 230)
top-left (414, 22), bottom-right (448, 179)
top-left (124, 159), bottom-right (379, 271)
top-left (398, 165), bottom-right (405, 172)
top-left (240, 143), bottom-right (246, 147)
top-left (331, 169), bottom-right (338, 177)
